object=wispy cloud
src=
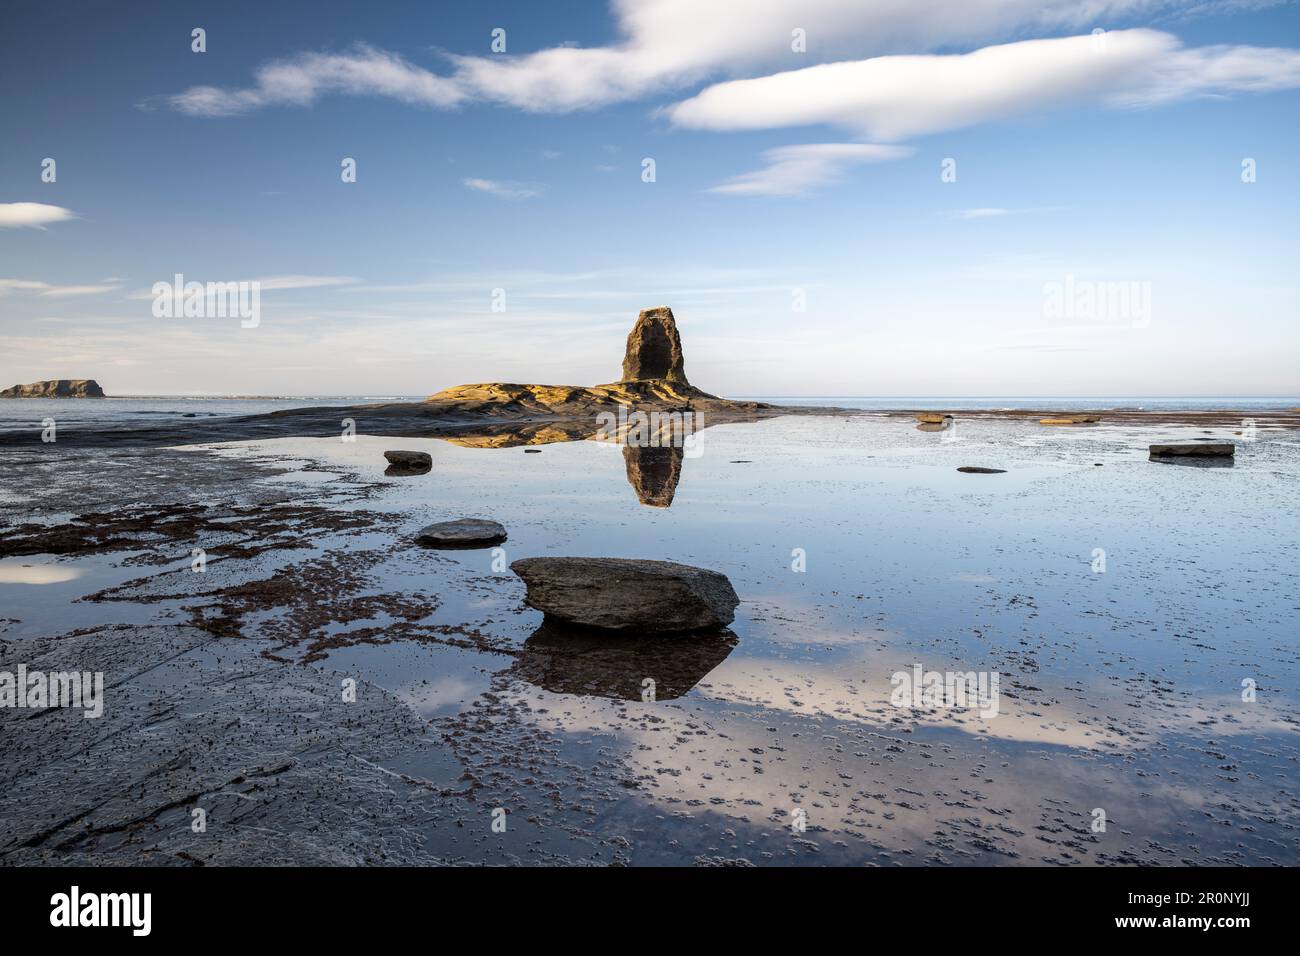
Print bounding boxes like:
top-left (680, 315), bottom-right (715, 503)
top-left (150, 43), bottom-right (464, 117)
top-left (462, 178), bottom-right (545, 200)
top-left (254, 275), bottom-right (362, 291)
top-left (125, 275), bottom-right (360, 300)
top-left (0, 203), bottom-right (77, 229)
top-left (950, 206), bottom-right (1067, 219)
top-left (150, 3), bottom-right (1264, 116)
top-left (0, 278), bottom-right (122, 296)
top-left (709, 144), bottom-right (912, 197)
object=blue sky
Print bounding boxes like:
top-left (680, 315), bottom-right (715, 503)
top-left (2, 0), bottom-right (1298, 396)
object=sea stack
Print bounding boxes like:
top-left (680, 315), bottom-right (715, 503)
top-left (0, 379), bottom-right (105, 398)
top-left (621, 306), bottom-right (689, 385)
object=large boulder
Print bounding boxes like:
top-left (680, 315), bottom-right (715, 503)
top-left (1149, 442), bottom-right (1234, 458)
top-left (0, 379), bottom-right (105, 398)
top-left (620, 307), bottom-right (688, 384)
top-left (511, 557), bottom-right (739, 632)
top-left (384, 450), bottom-right (431, 468)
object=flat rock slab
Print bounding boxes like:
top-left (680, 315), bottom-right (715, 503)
top-left (415, 518), bottom-right (507, 548)
top-left (1149, 443), bottom-right (1234, 457)
top-left (915, 413), bottom-right (952, 423)
top-left (0, 624), bottom-right (436, 865)
top-left (957, 466), bottom-right (1007, 474)
top-left (384, 450), bottom-right (432, 468)
top-left (511, 556), bottom-right (739, 633)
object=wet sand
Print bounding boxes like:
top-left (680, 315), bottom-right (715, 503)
top-left (2, 410), bottom-right (1298, 865)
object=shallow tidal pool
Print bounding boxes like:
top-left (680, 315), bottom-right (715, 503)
top-left (3, 412), bottom-right (1298, 865)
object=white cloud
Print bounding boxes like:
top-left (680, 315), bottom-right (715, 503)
top-left (667, 29), bottom-right (1300, 139)
top-left (0, 279), bottom-right (121, 297)
top-left (0, 203), bottom-right (76, 229)
top-left (462, 178), bottom-right (544, 200)
top-left (153, 2), bottom-right (1245, 116)
top-left (709, 143), bottom-right (913, 197)
top-left (444, 0), bottom-right (1217, 112)
top-left (156, 44), bottom-right (464, 116)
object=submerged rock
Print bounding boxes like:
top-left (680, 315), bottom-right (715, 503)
top-left (0, 378), bottom-right (105, 398)
top-left (415, 518), bottom-right (507, 548)
top-left (384, 450), bottom-right (432, 468)
top-left (1149, 442), bottom-right (1234, 458)
top-left (957, 466), bottom-right (1007, 474)
top-left (511, 557), bottom-right (739, 632)
top-left (620, 306), bottom-right (689, 384)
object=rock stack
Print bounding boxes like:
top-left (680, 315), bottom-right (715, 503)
top-left (620, 307), bottom-right (689, 385)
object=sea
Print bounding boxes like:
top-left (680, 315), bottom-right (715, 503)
top-left (0, 394), bottom-right (1296, 435)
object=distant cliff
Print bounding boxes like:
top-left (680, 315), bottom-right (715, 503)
top-left (0, 379), bottom-right (106, 398)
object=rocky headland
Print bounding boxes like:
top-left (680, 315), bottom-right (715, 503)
top-left (0, 378), bottom-right (105, 398)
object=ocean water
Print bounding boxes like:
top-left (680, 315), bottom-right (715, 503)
top-left (744, 396), bottom-right (1300, 411)
top-left (1, 395), bottom-right (1296, 437)
top-left (2, 410), bottom-right (1298, 864)
top-left (0, 396), bottom-right (423, 434)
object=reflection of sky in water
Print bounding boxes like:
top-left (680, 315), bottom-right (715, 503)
top-left (0, 561), bottom-right (86, 584)
top-left (7, 412), bottom-right (1298, 863)
top-left (192, 415), bottom-right (1299, 861)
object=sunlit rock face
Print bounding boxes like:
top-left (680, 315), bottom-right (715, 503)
top-left (620, 306), bottom-right (688, 385)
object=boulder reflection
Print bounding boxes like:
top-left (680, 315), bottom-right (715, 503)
top-left (511, 622), bottom-right (738, 701)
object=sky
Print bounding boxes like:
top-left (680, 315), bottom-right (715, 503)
top-left (1, 0), bottom-right (1298, 397)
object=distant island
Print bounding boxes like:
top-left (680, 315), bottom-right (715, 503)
top-left (0, 379), bottom-right (105, 398)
